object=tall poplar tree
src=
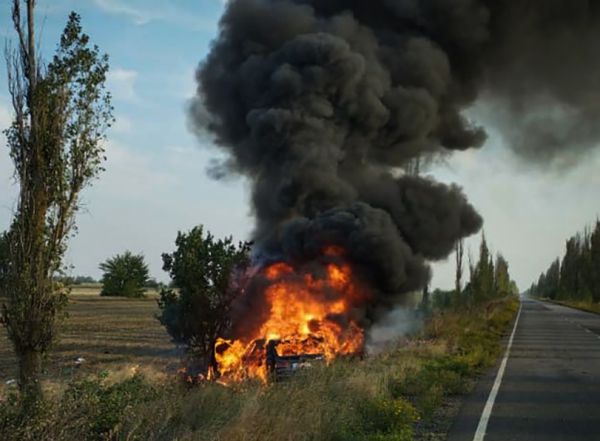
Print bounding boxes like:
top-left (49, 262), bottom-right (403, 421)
top-left (1, 1), bottom-right (112, 401)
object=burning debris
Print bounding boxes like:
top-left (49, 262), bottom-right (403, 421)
top-left (187, 0), bottom-right (600, 382)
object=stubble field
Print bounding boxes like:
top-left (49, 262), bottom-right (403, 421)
top-left (0, 289), bottom-right (176, 388)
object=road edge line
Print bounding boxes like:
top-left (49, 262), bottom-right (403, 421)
top-left (472, 301), bottom-right (522, 441)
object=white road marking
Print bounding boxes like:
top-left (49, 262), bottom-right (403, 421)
top-left (473, 302), bottom-right (523, 441)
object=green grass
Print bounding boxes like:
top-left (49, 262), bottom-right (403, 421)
top-left (0, 296), bottom-right (519, 441)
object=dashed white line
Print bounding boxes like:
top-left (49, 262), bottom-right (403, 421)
top-left (473, 302), bottom-right (522, 441)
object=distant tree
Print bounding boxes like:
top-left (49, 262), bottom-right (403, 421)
top-left (578, 230), bottom-right (594, 301)
top-left (469, 233), bottom-right (495, 302)
top-left (144, 278), bottom-right (161, 289)
top-left (543, 259), bottom-right (561, 299)
top-left (494, 254), bottom-right (511, 297)
top-left (0, 2), bottom-right (112, 401)
top-left (73, 275), bottom-right (97, 285)
top-left (431, 288), bottom-right (454, 311)
top-left (509, 280), bottom-right (519, 296)
top-left (157, 226), bottom-right (250, 362)
top-left (560, 236), bottom-right (581, 300)
top-left (527, 282), bottom-right (538, 298)
top-left (54, 275), bottom-right (75, 286)
top-left (531, 221), bottom-right (600, 304)
top-left (99, 252), bottom-right (149, 298)
top-left (455, 239), bottom-right (464, 301)
top-left (536, 272), bottom-right (546, 298)
top-left (591, 221), bottom-right (600, 302)
top-left (463, 235), bottom-right (518, 304)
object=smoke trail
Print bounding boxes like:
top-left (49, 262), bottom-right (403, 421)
top-left (189, 0), bottom-right (600, 314)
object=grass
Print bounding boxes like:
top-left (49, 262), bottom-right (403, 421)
top-left (544, 298), bottom-right (600, 314)
top-left (0, 295), bottom-right (519, 441)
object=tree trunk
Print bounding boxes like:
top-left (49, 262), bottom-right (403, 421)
top-left (17, 347), bottom-right (43, 401)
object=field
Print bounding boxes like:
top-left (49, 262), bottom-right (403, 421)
top-left (0, 290), bottom-right (175, 387)
top-left (0, 293), bottom-right (519, 441)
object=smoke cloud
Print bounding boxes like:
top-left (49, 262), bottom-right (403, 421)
top-left (366, 307), bottom-right (423, 355)
top-left (189, 0), bottom-right (600, 316)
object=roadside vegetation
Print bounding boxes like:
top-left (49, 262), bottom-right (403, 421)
top-left (0, 295), bottom-right (518, 441)
top-left (426, 233), bottom-right (520, 313)
top-left (1, 226), bottom-right (520, 441)
top-left (529, 220), bottom-right (600, 312)
top-left (1, 219), bottom-right (520, 441)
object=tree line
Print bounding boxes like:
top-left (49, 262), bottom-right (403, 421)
top-left (426, 233), bottom-right (519, 312)
top-left (528, 220), bottom-right (600, 303)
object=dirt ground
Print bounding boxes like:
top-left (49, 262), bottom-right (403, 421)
top-left (0, 292), bottom-right (179, 384)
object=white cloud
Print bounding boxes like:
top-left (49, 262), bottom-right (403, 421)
top-left (92, 0), bottom-right (219, 31)
top-left (107, 68), bottom-right (139, 102)
top-left (93, 0), bottom-right (159, 25)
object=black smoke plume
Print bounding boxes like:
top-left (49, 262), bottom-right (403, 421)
top-left (189, 0), bottom-right (600, 316)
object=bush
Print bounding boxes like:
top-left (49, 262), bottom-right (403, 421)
top-left (0, 374), bottom-right (158, 441)
top-left (99, 251), bottom-right (150, 298)
top-left (157, 226), bottom-right (250, 360)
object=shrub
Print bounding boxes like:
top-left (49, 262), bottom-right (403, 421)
top-left (0, 374), bottom-right (158, 441)
top-left (157, 226), bottom-right (250, 361)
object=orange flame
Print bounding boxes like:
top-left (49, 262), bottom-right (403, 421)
top-left (214, 247), bottom-right (369, 384)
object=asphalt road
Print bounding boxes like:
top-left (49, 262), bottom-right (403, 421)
top-left (448, 298), bottom-right (600, 441)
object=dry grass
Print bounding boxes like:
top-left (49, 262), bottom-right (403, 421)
top-left (118, 297), bottom-right (519, 441)
top-left (68, 284), bottom-right (161, 298)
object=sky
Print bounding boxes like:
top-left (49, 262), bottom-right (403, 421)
top-left (1, 0), bottom-right (599, 291)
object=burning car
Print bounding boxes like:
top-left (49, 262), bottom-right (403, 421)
top-left (266, 340), bottom-right (325, 381)
top-left (209, 247), bottom-right (369, 385)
